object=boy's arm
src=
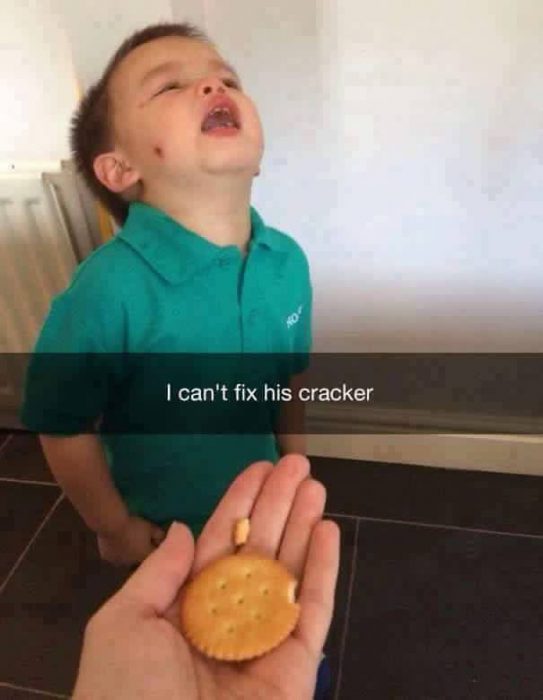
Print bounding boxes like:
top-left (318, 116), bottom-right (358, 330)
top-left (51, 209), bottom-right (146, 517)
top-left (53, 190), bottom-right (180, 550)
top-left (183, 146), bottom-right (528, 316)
top-left (39, 434), bottom-right (166, 566)
top-left (39, 434), bottom-right (130, 536)
top-left (276, 371), bottom-right (307, 456)
top-left (21, 273), bottom-right (163, 563)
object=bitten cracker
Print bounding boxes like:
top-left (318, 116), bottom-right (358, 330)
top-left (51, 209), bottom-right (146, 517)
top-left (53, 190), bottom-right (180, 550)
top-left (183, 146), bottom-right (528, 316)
top-left (179, 554), bottom-right (300, 661)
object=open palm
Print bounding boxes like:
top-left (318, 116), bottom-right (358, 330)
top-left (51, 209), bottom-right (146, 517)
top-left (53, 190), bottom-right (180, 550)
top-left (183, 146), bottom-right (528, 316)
top-left (73, 455), bottom-right (340, 700)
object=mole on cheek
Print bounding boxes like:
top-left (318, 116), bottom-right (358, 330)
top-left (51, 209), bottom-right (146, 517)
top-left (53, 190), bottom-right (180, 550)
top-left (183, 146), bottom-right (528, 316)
top-left (153, 145), bottom-right (163, 158)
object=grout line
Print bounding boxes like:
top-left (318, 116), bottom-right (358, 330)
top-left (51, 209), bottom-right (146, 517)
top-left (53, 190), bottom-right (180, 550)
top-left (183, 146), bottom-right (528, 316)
top-left (0, 476), bottom-right (57, 487)
top-left (325, 511), bottom-right (543, 541)
top-left (0, 681), bottom-right (68, 698)
top-left (0, 432), bottom-right (14, 457)
top-left (0, 493), bottom-right (64, 597)
top-left (333, 517), bottom-right (360, 700)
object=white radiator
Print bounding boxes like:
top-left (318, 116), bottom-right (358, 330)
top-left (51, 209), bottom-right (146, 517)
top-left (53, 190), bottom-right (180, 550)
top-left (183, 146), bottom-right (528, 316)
top-left (0, 161), bottom-right (103, 418)
top-left (0, 161), bottom-right (103, 353)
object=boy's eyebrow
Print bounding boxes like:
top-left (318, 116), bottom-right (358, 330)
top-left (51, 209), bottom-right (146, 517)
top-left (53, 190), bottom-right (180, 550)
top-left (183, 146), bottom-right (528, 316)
top-left (139, 58), bottom-right (241, 88)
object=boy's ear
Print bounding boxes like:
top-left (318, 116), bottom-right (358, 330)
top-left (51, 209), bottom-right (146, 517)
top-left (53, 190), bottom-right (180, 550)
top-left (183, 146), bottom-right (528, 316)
top-left (93, 152), bottom-right (140, 194)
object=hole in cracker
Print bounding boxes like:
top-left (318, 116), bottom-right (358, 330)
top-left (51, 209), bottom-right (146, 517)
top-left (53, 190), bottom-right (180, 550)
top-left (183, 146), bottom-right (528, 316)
top-left (245, 570), bottom-right (252, 579)
top-left (210, 607), bottom-right (218, 615)
top-left (227, 625), bottom-right (235, 634)
top-left (253, 612), bottom-right (262, 621)
top-left (261, 587), bottom-right (269, 596)
top-left (237, 597), bottom-right (244, 605)
top-left (218, 580), bottom-right (227, 590)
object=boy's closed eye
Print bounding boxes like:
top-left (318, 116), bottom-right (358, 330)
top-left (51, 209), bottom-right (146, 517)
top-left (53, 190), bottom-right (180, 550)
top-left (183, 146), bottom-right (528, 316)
top-left (154, 81), bottom-right (188, 96)
top-left (153, 76), bottom-right (241, 97)
top-left (222, 78), bottom-right (241, 90)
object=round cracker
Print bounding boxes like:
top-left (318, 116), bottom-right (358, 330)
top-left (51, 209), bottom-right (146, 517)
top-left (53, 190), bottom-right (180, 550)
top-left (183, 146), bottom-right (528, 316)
top-left (180, 554), bottom-right (300, 661)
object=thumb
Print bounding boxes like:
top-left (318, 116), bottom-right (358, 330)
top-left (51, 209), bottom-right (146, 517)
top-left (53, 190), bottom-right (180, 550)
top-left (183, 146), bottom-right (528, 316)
top-left (119, 522), bottom-right (194, 615)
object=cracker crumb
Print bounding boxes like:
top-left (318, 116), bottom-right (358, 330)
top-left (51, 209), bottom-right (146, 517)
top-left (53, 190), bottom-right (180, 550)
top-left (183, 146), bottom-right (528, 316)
top-left (234, 517), bottom-right (250, 546)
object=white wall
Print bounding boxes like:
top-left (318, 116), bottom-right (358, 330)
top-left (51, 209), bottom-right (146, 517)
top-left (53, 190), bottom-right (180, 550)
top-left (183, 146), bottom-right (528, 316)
top-left (1, 0), bottom-right (182, 165)
top-left (328, 0), bottom-right (543, 351)
top-left (190, 0), bottom-right (543, 351)
top-left (0, 0), bottom-right (77, 161)
top-left (55, 0), bottom-right (175, 91)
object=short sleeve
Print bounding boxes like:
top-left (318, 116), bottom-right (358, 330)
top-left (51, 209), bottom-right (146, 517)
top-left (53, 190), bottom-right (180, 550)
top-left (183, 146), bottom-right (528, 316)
top-left (20, 270), bottom-right (125, 434)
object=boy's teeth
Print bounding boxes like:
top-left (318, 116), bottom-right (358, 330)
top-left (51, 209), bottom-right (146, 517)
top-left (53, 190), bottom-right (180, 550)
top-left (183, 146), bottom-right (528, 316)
top-left (202, 105), bottom-right (238, 131)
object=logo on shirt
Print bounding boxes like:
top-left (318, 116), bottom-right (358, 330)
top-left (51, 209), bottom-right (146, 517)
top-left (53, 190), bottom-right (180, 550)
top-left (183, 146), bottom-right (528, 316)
top-left (286, 304), bottom-right (303, 328)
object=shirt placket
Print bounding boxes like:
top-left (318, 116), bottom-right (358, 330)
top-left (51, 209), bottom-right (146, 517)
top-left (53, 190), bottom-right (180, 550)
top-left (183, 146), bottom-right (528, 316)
top-left (237, 249), bottom-right (265, 353)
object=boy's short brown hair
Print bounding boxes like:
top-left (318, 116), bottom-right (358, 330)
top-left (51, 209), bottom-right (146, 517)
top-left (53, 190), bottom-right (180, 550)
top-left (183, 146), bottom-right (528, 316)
top-left (70, 22), bottom-right (210, 226)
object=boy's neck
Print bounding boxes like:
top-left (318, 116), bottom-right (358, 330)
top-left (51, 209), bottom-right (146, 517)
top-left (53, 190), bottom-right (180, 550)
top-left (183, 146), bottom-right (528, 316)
top-left (141, 179), bottom-right (253, 253)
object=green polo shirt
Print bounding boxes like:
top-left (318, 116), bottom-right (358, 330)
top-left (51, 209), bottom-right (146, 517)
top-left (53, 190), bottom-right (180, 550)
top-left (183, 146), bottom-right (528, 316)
top-left (21, 201), bottom-right (312, 534)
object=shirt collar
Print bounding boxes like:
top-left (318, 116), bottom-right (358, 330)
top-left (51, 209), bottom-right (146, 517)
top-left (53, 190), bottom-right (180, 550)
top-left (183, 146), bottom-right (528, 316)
top-left (117, 201), bottom-right (280, 285)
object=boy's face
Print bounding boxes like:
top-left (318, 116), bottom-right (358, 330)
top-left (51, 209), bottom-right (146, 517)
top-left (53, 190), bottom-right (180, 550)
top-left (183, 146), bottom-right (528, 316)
top-left (105, 36), bottom-right (264, 191)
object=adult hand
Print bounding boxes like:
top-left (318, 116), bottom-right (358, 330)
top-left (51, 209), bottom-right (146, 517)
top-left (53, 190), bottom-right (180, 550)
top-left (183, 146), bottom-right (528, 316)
top-left (73, 455), bottom-right (340, 699)
top-left (97, 514), bottom-right (166, 566)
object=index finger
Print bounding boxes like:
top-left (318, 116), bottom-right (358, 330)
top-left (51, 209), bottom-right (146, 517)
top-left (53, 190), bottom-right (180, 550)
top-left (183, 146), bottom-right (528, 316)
top-left (192, 460), bottom-right (274, 574)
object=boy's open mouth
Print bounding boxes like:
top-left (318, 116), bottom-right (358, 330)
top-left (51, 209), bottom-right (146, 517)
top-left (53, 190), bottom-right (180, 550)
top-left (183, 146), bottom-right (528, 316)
top-left (201, 97), bottom-right (241, 133)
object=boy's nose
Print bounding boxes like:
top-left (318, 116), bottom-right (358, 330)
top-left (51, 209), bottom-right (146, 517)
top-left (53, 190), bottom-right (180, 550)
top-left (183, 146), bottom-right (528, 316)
top-left (200, 77), bottom-right (226, 96)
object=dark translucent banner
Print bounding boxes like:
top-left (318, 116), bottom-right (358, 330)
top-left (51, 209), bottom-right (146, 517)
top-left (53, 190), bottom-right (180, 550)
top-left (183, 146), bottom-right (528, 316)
top-left (2, 353), bottom-right (542, 434)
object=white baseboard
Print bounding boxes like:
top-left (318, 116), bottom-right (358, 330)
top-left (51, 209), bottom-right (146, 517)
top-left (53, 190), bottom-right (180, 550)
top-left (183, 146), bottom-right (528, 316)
top-left (307, 433), bottom-right (543, 476)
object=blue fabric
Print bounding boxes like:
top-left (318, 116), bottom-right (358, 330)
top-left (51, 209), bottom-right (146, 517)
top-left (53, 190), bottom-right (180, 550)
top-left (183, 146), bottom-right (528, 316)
top-left (314, 655), bottom-right (332, 700)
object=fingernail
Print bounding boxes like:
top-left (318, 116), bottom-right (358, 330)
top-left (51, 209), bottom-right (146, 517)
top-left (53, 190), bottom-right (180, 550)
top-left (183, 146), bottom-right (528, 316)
top-left (168, 521), bottom-right (182, 536)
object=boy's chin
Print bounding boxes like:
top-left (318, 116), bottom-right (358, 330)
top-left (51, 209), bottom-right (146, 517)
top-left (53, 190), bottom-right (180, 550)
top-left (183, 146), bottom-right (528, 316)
top-left (200, 157), bottom-right (261, 177)
top-left (199, 140), bottom-right (262, 173)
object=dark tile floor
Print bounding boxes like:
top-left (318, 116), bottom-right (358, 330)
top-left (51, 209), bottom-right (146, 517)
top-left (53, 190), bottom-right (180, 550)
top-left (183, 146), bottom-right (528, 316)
top-left (1, 432), bottom-right (542, 698)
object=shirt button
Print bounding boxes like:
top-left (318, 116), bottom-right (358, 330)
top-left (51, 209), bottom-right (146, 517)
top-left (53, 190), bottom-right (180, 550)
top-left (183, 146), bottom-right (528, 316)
top-left (218, 256), bottom-right (231, 268)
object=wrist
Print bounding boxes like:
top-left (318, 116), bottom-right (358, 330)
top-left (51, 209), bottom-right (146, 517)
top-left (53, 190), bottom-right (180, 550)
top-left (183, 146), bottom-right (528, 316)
top-left (94, 507), bottom-right (131, 538)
